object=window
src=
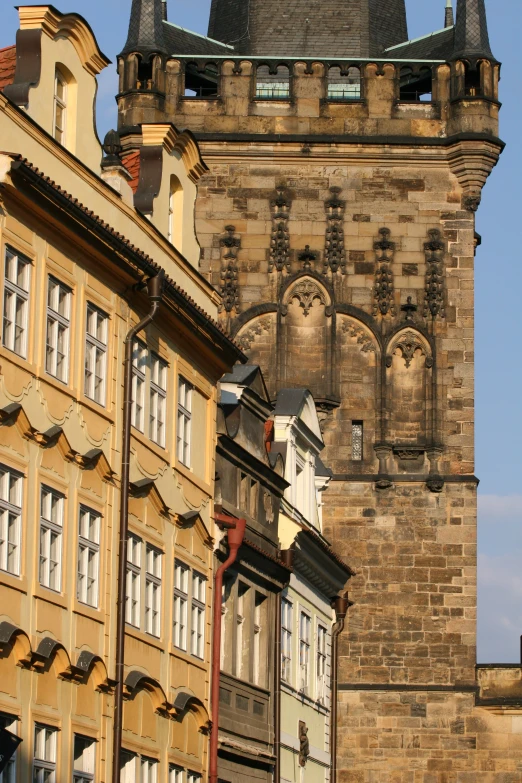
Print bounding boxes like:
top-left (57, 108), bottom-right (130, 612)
top-left (85, 304), bottom-right (108, 405)
top-left (0, 714), bottom-right (19, 783)
top-left (120, 751), bottom-right (137, 783)
top-left (281, 597), bottom-right (293, 684)
top-left (256, 64), bottom-right (290, 99)
top-left (33, 724), bottom-right (57, 783)
top-left (141, 757), bottom-right (158, 783)
top-left (0, 465), bottom-right (22, 577)
top-left (317, 624), bottom-right (328, 702)
top-left (191, 572), bottom-right (206, 659)
top-left (187, 774), bottom-right (201, 783)
top-left (327, 66), bottom-right (361, 100)
top-left (131, 340), bottom-right (147, 432)
top-left (170, 767), bottom-right (184, 783)
top-left (53, 69), bottom-right (67, 144)
top-left (173, 561), bottom-right (189, 651)
top-left (177, 377), bottom-right (193, 467)
top-left (299, 611), bottom-right (311, 693)
top-left (125, 534), bottom-right (141, 628)
top-left (39, 487), bottom-right (64, 591)
top-left (2, 246), bottom-right (30, 357)
top-left (167, 176), bottom-right (183, 244)
top-left (46, 276), bottom-right (71, 383)
top-left (150, 354), bottom-right (167, 447)
top-left (352, 421), bottom-right (363, 461)
top-left (73, 735), bottom-right (96, 783)
top-left (145, 544), bottom-right (162, 637)
top-left (77, 506), bottom-right (101, 608)
top-left (236, 582), bottom-right (249, 680)
top-left (253, 592), bottom-right (267, 687)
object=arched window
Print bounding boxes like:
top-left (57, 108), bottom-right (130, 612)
top-left (327, 66), bottom-right (361, 100)
top-left (168, 176), bottom-right (183, 245)
top-left (53, 69), bottom-right (67, 144)
top-left (256, 64), bottom-right (290, 99)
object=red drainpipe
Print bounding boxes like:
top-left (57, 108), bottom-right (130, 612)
top-left (209, 512), bottom-right (246, 783)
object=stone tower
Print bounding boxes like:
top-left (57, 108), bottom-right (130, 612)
top-left (117, 0), bottom-right (522, 779)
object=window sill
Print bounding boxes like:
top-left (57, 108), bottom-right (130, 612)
top-left (253, 96), bottom-right (291, 102)
top-left (0, 345), bottom-right (38, 376)
top-left (175, 459), bottom-right (211, 496)
top-left (0, 570), bottom-right (28, 595)
top-left (170, 645), bottom-right (208, 671)
top-left (73, 600), bottom-right (104, 624)
top-left (281, 680), bottom-right (330, 713)
top-left (34, 584), bottom-right (68, 609)
top-left (79, 393), bottom-right (115, 424)
top-left (125, 624), bottom-right (166, 651)
top-left (130, 427), bottom-right (172, 465)
top-left (181, 95), bottom-right (221, 101)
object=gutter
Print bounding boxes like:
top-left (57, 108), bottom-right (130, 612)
top-left (330, 594), bottom-right (352, 783)
top-left (112, 272), bottom-right (164, 783)
top-left (209, 511), bottom-right (247, 783)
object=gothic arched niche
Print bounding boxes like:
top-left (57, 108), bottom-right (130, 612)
top-left (385, 329), bottom-right (433, 447)
top-left (280, 277), bottom-right (334, 402)
top-left (322, 315), bottom-right (379, 472)
top-left (235, 313), bottom-right (277, 397)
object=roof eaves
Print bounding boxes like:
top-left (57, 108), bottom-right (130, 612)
top-left (163, 20), bottom-right (235, 51)
top-left (385, 26), bottom-right (454, 52)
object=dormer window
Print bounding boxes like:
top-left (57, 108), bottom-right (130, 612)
top-left (53, 69), bottom-right (67, 145)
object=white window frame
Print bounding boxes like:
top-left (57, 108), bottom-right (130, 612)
top-left (125, 534), bottom-right (141, 628)
top-left (33, 724), bottom-right (58, 783)
top-left (120, 750), bottom-right (136, 783)
top-left (0, 464), bottom-right (22, 577)
top-left (131, 339), bottom-right (147, 432)
top-left (191, 571), bottom-right (206, 659)
top-left (149, 353), bottom-right (167, 448)
top-left (281, 597), bottom-right (293, 685)
top-left (141, 756), bottom-right (158, 783)
top-left (173, 560), bottom-right (189, 651)
top-left (145, 544), bottom-right (162, 638)
top-left (187, 772), bottom-right (202, 783)
top-left (53, 69), bottom-right (67, 145)
top-left (316, 623), bottom-right (328, 703)
top-left (2, 246), bottom-right (30, 358)
top-left (73, 734), bottom-right (96, 783)
top-left (84, 304), bottom-right (108, 406)
top-left (177, 377), bottom-right (193, 467)
top-left (77, 506), bottom-right (101, 608)
top-left (46, 275), bottom-right (71, 383)
top-left (299, 610), bottom-right (311, 694)
top-left (0, 714), bottom-right (19, 783)
top-left (169, 766), bottom-right (184, 783)
top-left (39, 486), bottom-right (64, 592)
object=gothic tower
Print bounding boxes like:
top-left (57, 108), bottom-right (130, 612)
top-left (116, 0), bottom-right (518, 780)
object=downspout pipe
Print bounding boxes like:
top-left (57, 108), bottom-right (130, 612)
top-left (209, 512), bottom-right (247, 783)
top-left (112, 272), bottom-right (164, 783)
top-left (330, 594), bottom-right (352, 783)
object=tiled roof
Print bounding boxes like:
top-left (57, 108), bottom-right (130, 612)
top-left (121, 151), bottom-right (140, 193)
top-left (120, 0), bottom-right (167, 57)
top-left (163, 21), bottom-right (234, 56)
top-left (0, 46), bottom-right (16, 92)
top-left (385, 28), bottom-right (455, 61)
top-left (454, 0), bottom-right (494, 59)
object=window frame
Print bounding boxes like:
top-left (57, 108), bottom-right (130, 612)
top-left (39, 485), bottom-right (64, 592)
top-left (149, 353), bottom-right (168, 448)
top-left (351, 420), bottom-right (363, 461)
top-left (281, 596), bottom-right (293, 685)
top-left (0, 713), bottom-right (19, 783)
top-left (173, 560), bottom-right (189, 652)
top-left (0, 464), bottom-right (23, 577)
top-left (33, 723), bottom-right (58, 783)
top-left (141, 756), bottom-right (159, 783)
top-left (191, 571), bottom-right (206, 659)
top-left (131, 339), bottom-right (147, 433)
top-left (316, 623), bottom-right (328, 703)
top-left (145, 543), bottom-right (162, 638)
top-left (73, 734), bottom-right (96, 783)
top-left (53, 69), bottom-right (67, 145)
top-left (84, 303), bottom-right (108, 406)
top-left (299, 610), bottom-right (311, 694)
top-left (177, 376), bottom-right (193, 467)
top-left (77, 505), bottom-right (101, 608)
top-left (46, 275), bottom-right (72, 384)
top-left (2, 246), bottom-right (31, 358)
top-left (125, 534), bottom-right (142, 628)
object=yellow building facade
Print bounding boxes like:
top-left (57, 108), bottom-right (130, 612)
top-left (0, 6), bottom-right (242, 783)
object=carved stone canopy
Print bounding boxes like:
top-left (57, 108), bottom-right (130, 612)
top-left (288, 280), bottom-right (327, 317)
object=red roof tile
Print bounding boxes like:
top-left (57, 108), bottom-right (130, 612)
top-left (122, 151), bottom-right (140, 193)
top-left (0, 46), bottom-right (16, 92)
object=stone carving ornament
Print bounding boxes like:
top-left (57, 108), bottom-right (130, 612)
top-left (289, 280), bottom-right (326, 317)
top-left (219, 225), bottom-right (241, 313)
top-left (373, 228), bottom-right (396, 316)
top-left (387, 331), bottom-right (431, 369)
top-left (236, 317), bottom-right (272, 352)
top-left (269, 188), bottom-right (291, 272)
top-left (324, 186), bottom-right (346, 274)
top-left (341, 320), bottom-right (376, 353)
top-left (423, 228), bottom-right (445, 318)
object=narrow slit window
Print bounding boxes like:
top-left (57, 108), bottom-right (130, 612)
top-left (352, 421), bottom-right (363, 461)
top-left (2, 246), bottom-right (30, 358)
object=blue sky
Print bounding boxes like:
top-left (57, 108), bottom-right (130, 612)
top-left (2, 0), bottom-right (521, 662)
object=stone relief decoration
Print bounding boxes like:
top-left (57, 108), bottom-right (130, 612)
top-left (386, 331), bottom-right (432, 369)
top-left (269, 188), bottom-right (291, 272)
top-left (341, 320), bottom-right (376, 353)
top-left (288, 280), bottom-right (327, 317)
top-left (323, 187), bottom-right (346, 274)
top-left (219, 225), bottom-right (241, 313)
top-left (372, 228), bottom-right (396, 316)
top-left (298, 722), bottom-right (310, 767)
top-left (235, 317), bottom-right (272, 352)
top-left (462, 192), bottom-right (481, 212)
top-left (298, 245), bottom-right (317, 272)
top-left (423, 228), bottom-right (445, 318)
top-left (263, 491), bottom-right (274, 524)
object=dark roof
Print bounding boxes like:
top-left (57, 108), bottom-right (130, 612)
top-left (163, 21), bottom-right (234, 56)
top-left (120, 0), bottom-right (167, 58)
top-left (385, 27), bottom-right (455, 60)
top-left (221, 365), bottom-right (261, 386)
top-left (0, 46), bottom-right (16, 93)
top-left (453, 0), bottom-right (495, 60)
top-left (316, 456), bottom-right (333, 479)
top-left (274, 389), bottom-right (310, 417)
